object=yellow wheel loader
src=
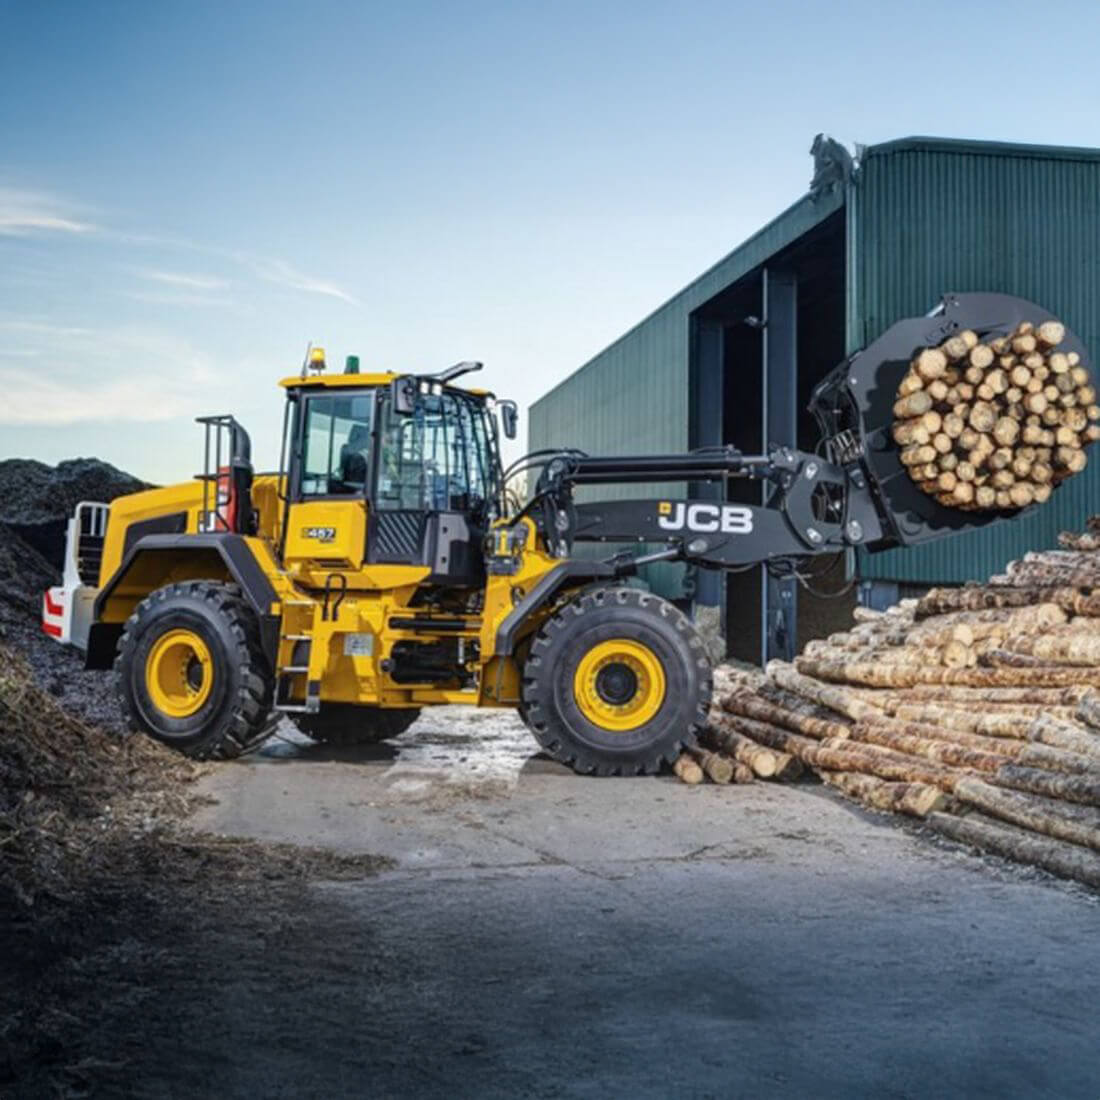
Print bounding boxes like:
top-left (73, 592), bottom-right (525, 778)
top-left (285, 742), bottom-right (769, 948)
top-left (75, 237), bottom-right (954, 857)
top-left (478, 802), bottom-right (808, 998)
top-left (40, 294), bottom-right (1089, 774)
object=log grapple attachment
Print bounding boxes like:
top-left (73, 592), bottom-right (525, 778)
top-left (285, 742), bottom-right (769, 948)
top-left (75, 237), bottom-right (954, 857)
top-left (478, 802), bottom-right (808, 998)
top-left (810, 292), bottom-right (1093, 549)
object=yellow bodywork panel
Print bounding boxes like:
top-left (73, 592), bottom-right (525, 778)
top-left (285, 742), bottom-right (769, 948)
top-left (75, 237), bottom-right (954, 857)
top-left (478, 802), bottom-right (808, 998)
top-left (99, 481), bottom-right (207, 586)
top-left (479, 656), bottom-right (522, 706)
top-left (275, 589), bottom-right (486, 708)
top-left (479, 518), bottom-right (561, 662)
top-left (98, 535), bottom-right (284, 623)
top-left (284, 564), bottom-right (431, 593)
top-left (98, 548), bottom-right (231, 622)
top-left (282, 499), bottom-right (367, 569)
top-left (249, 474), bottom-right (285, 542)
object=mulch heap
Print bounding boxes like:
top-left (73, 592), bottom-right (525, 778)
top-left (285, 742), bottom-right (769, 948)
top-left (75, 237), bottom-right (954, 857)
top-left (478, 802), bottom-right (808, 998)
top-left (0, 455), bottom-right (144, 638)
top-left (0, 456), bottom-right (145, 568)
top-left (0, 641), bottom-right (391, 916)
top-left (0, 642), bottom-right (208, 910)
top-left (679, 518), bottom-right (1100, 891)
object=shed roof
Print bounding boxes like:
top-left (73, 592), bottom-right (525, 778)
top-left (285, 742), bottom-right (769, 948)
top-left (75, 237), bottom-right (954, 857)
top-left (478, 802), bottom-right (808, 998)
top-left (864, 135), bottom-right (1100, 163)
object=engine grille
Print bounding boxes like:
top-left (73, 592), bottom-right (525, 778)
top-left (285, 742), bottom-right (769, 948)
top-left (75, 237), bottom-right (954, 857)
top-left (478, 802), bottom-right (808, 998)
top-left (370, 511), bottom-right (424, 563)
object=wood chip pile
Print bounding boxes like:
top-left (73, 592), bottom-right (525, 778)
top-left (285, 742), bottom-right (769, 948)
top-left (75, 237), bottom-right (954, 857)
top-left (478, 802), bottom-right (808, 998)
top-left (676, 516), bottom-right (1100, 890)
top-left (894, 319), bottom-right (1098, 511)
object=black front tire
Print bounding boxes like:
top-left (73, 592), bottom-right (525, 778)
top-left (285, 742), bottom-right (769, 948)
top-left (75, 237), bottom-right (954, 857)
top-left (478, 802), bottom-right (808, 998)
top-left (116, 581), bottom-right (275, 760)
top-left (520, 586), bottom-right (712, 776)
top-left (291, 705), bottom-right (421, 746)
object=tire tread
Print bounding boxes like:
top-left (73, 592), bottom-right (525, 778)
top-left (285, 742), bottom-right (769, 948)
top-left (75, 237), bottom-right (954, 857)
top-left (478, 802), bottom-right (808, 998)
top-left (115, 581), bottom-right (274, 760)
top-left (519, 586), bottom-right (712, 776)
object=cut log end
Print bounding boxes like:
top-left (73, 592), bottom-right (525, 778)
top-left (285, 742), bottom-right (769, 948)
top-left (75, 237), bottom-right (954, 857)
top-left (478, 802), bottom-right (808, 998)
top-left (894, 323), bottom-right (1095, 512)
top-left (672, 754), bottom-right (704, 785)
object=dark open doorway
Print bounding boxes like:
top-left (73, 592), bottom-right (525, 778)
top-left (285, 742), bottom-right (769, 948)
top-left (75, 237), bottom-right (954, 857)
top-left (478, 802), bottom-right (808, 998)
top-left (689, 209), bottom-right (852, 664)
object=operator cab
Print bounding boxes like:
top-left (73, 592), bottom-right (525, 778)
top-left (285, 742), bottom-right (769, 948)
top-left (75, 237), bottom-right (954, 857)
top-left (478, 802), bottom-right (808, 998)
top-left (279, 360), bottom-right (514, 587)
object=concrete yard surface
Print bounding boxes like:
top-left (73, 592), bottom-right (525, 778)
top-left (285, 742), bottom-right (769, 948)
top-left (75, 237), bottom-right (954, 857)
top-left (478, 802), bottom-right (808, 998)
top-left (163, 708), bottom-right (1100, 1099)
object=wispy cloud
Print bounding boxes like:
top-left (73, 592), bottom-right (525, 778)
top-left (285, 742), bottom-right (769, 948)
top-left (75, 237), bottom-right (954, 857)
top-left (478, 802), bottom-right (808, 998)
top-left (118, 240), bottom-right (357, 306)
top-left (2, 178), bottom-right (358, 325)
top-left (0, 178), bottom-right (363, 430)
top-left (141, 269), bottom-right (229, 290)
top-left (0, 187), bottom-right (97, 236)
top-left (2, 183), bottom-right (358, 305)
top-left (0, 371), bottom-right (191, 425)
top-left (0, 319), bottom-right (95, 337)
top-left (0, 322), bottom-right (220, 425)
top-left (123, 289), bottom-right (235, 308)
top-left (251, 257), bottom-right (359, 305)
top-left (128, 268), bottom-right (233, 308)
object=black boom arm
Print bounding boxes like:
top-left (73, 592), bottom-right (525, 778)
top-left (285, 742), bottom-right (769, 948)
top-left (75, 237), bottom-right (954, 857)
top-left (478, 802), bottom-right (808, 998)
top-left (532, 446), bottom-right (888, 573)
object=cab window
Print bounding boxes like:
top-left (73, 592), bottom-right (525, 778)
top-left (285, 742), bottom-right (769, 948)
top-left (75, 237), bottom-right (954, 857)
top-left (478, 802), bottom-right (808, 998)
top-left (299, 394), bottom-right (373, 496)
top-left (375, 392), bottom-right (494, 513)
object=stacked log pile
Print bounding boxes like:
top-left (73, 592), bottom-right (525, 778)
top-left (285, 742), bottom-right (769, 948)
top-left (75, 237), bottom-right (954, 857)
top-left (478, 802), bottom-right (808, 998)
top-left (892, 320), bottom-right (1097, 511)
top-left (674, 519), bottom-right (1100, 890)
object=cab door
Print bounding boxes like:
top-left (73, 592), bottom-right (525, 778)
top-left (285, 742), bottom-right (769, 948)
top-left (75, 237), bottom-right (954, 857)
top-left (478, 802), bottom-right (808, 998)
top-left (282, 390), bottom-right (374, 570)
top-left (368, 387), bottom-right (490, 585)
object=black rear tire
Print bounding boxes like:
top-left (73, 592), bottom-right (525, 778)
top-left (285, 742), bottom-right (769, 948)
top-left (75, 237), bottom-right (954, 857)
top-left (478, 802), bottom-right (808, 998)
top-left (520, 586), bottom-right (711, 776)
top-left (291, 705), bottom-right (421, 746)
top-left (116, 581), bottom-right (275, 760)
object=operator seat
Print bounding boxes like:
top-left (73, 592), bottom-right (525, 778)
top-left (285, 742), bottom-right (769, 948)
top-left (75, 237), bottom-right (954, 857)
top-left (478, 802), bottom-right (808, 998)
top-left (338, 423), bottom-right (371, 489)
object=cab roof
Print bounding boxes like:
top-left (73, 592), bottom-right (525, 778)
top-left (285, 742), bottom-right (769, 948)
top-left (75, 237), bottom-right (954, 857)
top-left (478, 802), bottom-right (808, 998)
top-left (280, 371), bottom-right (399, 389)
top-left (279, 372), bottom-right (490, 396)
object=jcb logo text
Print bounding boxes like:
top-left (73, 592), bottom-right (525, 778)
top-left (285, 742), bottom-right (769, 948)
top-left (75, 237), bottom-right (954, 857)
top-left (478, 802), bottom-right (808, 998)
top-left (656, 502), bottom-right (753, 534)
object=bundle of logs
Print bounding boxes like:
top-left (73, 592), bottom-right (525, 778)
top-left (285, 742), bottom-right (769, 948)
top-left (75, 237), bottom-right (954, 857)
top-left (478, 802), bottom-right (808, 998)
top-left (893, 319), bottom-right (1098, 512)
top-left (673, 517), bottom-right (1100, 890)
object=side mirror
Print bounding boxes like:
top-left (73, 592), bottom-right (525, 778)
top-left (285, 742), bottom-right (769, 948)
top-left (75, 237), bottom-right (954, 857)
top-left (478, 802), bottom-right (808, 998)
top-left (391, 376), bottom-right (416, 416)
top-left (499, 400), bottom-right (518, 440)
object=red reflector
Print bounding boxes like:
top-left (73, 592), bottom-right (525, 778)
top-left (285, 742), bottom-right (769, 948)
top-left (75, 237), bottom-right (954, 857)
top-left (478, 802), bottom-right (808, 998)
top-left (44, 591), bottom-right (64, 616)
top-left (42, 620), bottom-right (62, 637)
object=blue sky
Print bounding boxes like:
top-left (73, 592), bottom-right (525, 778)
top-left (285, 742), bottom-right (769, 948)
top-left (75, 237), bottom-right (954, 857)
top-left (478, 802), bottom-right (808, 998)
top-left (3, 0), bottom-right (1100, 481)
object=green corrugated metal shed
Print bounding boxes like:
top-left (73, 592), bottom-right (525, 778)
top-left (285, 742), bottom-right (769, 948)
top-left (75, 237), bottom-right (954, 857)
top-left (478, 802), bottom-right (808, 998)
top-left (529, 135), bottom-right (1100, 591)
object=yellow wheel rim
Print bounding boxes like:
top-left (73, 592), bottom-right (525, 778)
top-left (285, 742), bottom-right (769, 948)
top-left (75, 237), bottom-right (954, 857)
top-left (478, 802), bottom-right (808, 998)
top-left (145, 628), bottom-right (213, 718)
top-left (573, 638), bottom-right (666, 731)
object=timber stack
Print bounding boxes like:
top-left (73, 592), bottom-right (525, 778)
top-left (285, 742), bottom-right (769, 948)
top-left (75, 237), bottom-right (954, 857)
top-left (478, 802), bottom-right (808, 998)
top-left (673, 516), bottom-right (1100, 891)
top-left (893, 319), bottom-right (1098, 511)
